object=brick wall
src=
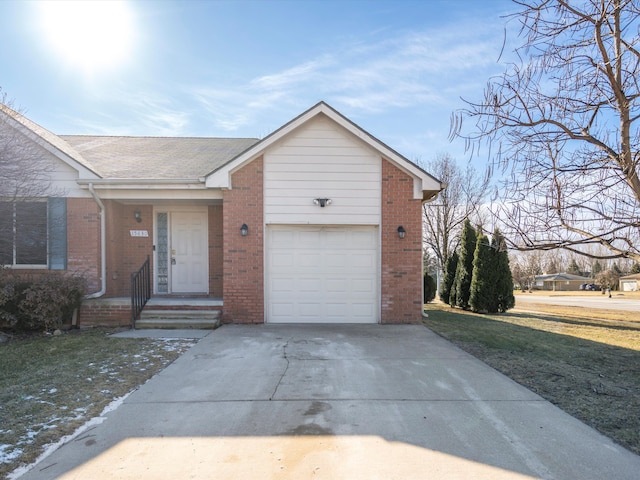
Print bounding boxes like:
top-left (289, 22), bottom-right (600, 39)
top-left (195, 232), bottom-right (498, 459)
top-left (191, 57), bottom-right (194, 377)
top-left (67, 198), bottom-right (101, 293)
top-left (104, 202), bottom-right (154, 297)
top-left (104, 200), bottom-right (123, 296)
top-left (222, 157), bottom-right (264, 323)
top-left (381, 159), bottom-right (423, 323)
top-left (209, 204), bottom-right (224, 297)
top-left (79, 299), bottom-right (131, 327)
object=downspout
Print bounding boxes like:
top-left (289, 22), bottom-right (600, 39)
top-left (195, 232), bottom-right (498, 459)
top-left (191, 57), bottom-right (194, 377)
top-left (85, 183), bottom-right (107, 299)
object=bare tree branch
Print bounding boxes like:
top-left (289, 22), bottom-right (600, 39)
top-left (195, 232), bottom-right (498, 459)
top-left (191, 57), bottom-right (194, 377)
top-left (421, 153), bottom-right (489, 269)
top-left (452, 0), bottom-right (640, 262)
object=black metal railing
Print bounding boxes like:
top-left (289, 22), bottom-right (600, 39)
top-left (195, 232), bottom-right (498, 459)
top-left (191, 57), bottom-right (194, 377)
top-left (131, 255), bottom-right (151, 328)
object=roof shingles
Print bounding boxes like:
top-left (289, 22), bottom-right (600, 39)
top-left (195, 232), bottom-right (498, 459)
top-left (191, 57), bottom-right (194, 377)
top-left (60, 135), bottom-right (259, 180)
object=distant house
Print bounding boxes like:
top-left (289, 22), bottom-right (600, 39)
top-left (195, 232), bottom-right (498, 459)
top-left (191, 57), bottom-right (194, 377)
top-left (0, 101), bottom-right (444, 326)
top-left (534, 273), bottom-right (591, 291)
top-left (619, 274), bottom-right (640, 292)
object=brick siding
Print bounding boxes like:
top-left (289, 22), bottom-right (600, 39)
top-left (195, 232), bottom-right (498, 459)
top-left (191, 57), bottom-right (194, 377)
top-left (79, 300), bottom-right (131, 327)
top-left (67, 198), bottom-right (101, 293)
top-left (104, 202), bottom-right (154, 297)
top-left (209, 204), bottom-right (224, 297)
top-left (381, 159), bottom-right (423, 323)
top-left (222, 157), bottom-right (264, 323)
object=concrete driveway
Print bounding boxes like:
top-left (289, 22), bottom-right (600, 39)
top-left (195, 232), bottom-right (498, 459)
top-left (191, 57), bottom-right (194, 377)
top-left (17, 324), bottom-right (640, 480)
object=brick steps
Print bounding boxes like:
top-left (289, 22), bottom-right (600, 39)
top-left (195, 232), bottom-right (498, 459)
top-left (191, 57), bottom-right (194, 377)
top-left (136, 309), bottom-right (221, 330)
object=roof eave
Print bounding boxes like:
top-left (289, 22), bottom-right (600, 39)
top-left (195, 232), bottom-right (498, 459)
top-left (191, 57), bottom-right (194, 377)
top-left (77, 178), bottom-right (207, 190)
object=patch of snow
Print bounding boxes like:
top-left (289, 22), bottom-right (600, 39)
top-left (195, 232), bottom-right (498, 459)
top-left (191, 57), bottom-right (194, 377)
top-left (7, 391), bottom-right (134, 480)
top-left (0, 444), bottom-right (23, 465)
top-left (48, 388), bottom-right (57, 394)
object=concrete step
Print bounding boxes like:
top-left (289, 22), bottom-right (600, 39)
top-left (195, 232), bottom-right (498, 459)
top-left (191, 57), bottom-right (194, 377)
top-left (136, 309), bottom-right (221, 330)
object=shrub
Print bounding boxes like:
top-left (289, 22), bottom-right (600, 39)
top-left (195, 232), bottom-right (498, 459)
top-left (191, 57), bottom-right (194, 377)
top-left (469, 233), bottom-right (494, 313)
top-left (454, 220), bottom-right (477, 309)
top-left (440, 252), bottom-right (458, 305)
top-left (0, 272), bottom-right (86, 332)
top-left (0, 274), bottom-right (30, 329)
top-left (423, 273), bottom-right (437, 304)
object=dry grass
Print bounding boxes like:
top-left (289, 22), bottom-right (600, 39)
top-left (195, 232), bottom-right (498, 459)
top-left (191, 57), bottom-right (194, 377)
top-left (520, 290), bottom-right (640, 299)
top-left (514, 290), bottom-right (640, 323)
top-left (423, 302), bottom-right (640, 456)
top-left (0, 328), bottom-right (195, 479)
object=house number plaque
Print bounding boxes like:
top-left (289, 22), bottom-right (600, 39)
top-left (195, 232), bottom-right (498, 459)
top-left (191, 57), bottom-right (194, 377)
top-left (129, 230), bottom-right (149, 237)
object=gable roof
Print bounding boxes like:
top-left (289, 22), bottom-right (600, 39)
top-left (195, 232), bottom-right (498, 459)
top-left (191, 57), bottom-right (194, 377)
top-left (535, 273), bottom-right (590, 282)
top-left (61, 135), bottom-right (258, 180)
top-left (205, 101), bottom-right (444, 200)
top-left (620, 273), bottom-right (640, 280)
top-left (0, 103), bottom-right (100, 179)
top-left (2, 101), bottom-right (444, 197)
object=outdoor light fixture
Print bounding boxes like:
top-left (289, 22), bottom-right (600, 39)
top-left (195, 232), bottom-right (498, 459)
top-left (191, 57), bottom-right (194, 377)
top-left (240, 223), bottom-right (249, 236)
top-left (397, 226), bottom-right (406, 239)
top-left (313, 198), bottom-right (332, 207)
top-left (134, 210), bottom-right (142, 223)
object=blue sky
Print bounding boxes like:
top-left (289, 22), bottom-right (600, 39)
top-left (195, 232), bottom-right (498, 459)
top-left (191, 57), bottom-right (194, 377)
top-left (1, 0), bottom-right (518, 166)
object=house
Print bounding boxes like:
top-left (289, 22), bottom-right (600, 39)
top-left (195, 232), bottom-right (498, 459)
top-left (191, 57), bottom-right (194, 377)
top-left (619, 274), bottom-right (640, 292)
top-left (0, 101), bottom-right (444, 326)
top-left (533, 273), bottom-right (591, 291)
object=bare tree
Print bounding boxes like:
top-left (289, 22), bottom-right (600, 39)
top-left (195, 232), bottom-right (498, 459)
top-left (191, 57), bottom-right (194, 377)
top-left (1, 91), bottom-right (64, 266)
top-left (421, 153), bottom-right (489, 270)
top-left (511, 250), bottom-right (543, 291)
top-left (0, 91), bottom-right (60, 200)
top-left (452, 0), bottom-right (640, 262)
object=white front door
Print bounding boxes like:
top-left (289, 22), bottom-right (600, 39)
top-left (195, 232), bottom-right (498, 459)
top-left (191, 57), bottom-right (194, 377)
top-left (170, 211), bottom-right (209, 293)
top-left (266, 225), bottom-right (379, 323)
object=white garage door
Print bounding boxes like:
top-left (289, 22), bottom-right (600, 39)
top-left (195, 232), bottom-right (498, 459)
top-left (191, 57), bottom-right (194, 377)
top-left (267, 225), bottom-right (378, 323)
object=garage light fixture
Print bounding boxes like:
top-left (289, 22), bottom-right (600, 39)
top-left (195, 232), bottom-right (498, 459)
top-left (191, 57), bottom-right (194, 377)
top-left (313, 198), bottom-right (332, 207)
top-left (134, 210), bottom-right (142, 223)
top-left (397, 226), bottom-right (406, 239)
top-left (240, 223), bottom-right (248, 236)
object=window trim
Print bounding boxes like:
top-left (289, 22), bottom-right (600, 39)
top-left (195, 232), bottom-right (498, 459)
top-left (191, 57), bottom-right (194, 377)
top-left (0, 198), bottom-right (67, 270)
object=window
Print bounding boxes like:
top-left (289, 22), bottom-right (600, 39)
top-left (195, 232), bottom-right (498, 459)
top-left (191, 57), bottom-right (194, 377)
top-left (0, 198), bottom-right (66, 269)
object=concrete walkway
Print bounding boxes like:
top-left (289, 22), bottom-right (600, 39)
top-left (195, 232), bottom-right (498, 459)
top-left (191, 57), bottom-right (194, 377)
top-left (17, 324), bottom-right (640, 479)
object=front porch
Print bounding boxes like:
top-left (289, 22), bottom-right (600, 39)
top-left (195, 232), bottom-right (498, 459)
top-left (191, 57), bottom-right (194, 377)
top-left (79, 296), bottom-right (223, 329)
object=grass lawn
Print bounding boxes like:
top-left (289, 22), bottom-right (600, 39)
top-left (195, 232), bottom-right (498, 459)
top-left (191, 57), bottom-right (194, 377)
top-left (0, 328), bottom-right (195, 479)
top-left (423, 301), bottom-right (640, 456)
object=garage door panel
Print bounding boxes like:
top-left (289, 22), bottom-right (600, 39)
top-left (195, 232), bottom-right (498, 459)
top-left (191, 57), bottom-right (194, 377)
top-left (351, 253), bottom-right (376, 269)
top-left (353, 278), bottom-right (375, 293)
top-left (272, 253), bottom-right (294, 268)
top-left (326, 253), bottom-right (348, 268)
top-left (267, 225), bottom-right (378, 323)
top-left (298, 229), bottom-right (322, 246)
top-left (298, 252), bottom-right (322, 268)
top-left (271, 303), bottom-right (294, 317)
top-left (298, 278), bottom-right (323, 292)
top-left (326, 304), bottom-right (349, 318)
top-left (353, 303), bottom-right (375, 317)
top-left (299, 303), bottom-right (322, 318)
top-left (326, 278), bottom-right (348, 292)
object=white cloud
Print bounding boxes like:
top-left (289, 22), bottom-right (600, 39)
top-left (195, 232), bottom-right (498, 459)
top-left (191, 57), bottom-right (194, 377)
top-left (185, 19), bottom-right (504, 136)
top-left (62, 90), bottom-right (189, 136)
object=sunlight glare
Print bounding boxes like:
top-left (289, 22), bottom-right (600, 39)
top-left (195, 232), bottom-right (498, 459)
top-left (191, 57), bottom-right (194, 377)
top-left (38, 1), bottom-right (134, 74)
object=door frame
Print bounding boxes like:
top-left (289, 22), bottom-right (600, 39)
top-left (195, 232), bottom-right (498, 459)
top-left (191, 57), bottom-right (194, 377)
top-left (153, 205), bottom-right (209, 294)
